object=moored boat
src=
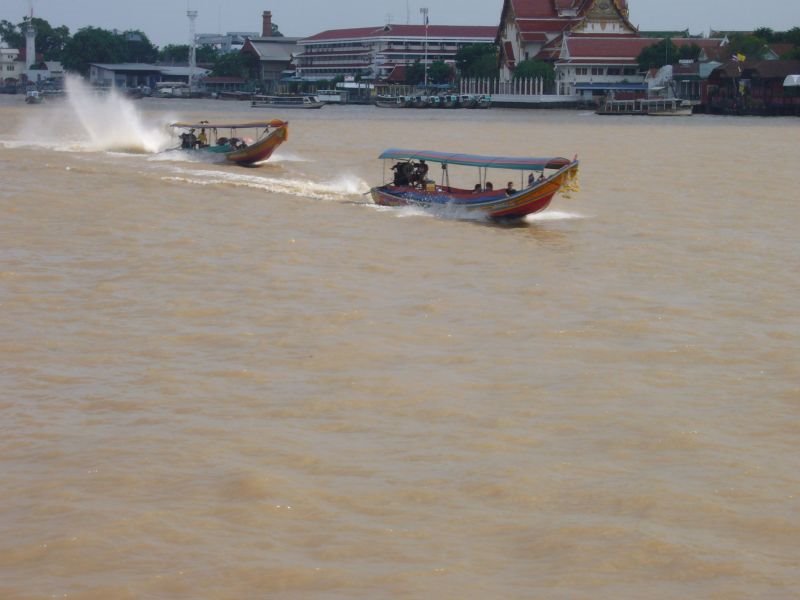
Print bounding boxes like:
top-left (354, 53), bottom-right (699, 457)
top-left (375, 95), bottom-right (409, 108)
top-left (251, 94), bottom-right (324, 109)
top-left (370, 148), bottom-right (580, 221)
top-left (596, 96), bottom-right (693, 116)
top-left (168, 119), bottom-right (289, 166)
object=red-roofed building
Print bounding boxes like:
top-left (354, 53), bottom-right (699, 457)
top-left (498, 0), bottom-right (638, 81)
top-left (295, 24), bottom-right (496, 82)
top-left (497, 1), bottom-right (727, 99)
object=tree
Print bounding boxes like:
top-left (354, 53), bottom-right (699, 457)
top-left (428, 60), bottom-right (453, 84)
top-left (752, 27), bottom-right (775, 42)
top-left (159, 44), bottom-right (189, 64)
top-left (271, 23), bottom-right (283, 37)
top-left (455, 43), bottom-right (498, 78)
top-left (0, 17), bottom-right (70, 60)
top-left (726, 33), bottom-right (768, 60)
top-left (677, 43), bottom-right (701, 61)
top-left (62, 27), bottom-right (126, 75)
top-left (121, 30), bottom-right (158, 63)
top-left (405, 60), bottom-right (425, 85)
top-left (512, 59), bottom-right (554, 84)
top-left (159, 44), bottom-right (218, 65)
top-left (212, 51), bottom-right (259, 79)
top-left (0, 19), bottom-right (23, 49)
top-left (637, 38), bottom-right (679, 70)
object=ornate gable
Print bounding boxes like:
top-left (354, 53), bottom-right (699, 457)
top-left (572, 0), bottom-right (636, 35)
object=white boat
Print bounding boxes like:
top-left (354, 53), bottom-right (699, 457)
top-left (251, 94), bottom-right (324, 109)
top-left (596, 96), bottom-right (693, 116)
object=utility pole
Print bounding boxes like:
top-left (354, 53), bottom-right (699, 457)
top-left (187, 9), bottom-right (198, 92)
top-left (420, 7), bottom-right (429, 89)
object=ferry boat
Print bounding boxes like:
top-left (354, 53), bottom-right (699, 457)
top-left (370, 148), bottom-right (580, 221)
top-left (251, 95), bottom-right (324, 109)
top-left (596, 97), bottom-right (693, 116)
top-left (168, 119), bottom-right (289, 166)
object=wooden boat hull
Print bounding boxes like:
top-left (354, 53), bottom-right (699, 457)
top-left (223, 122), bottom-right (288, 165)
top-left (370, 160), bottom-right (579, 220)
top-left (172, 121), bottom-right (289, 166)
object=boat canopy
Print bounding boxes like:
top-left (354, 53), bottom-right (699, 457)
top-left (378, 148), bottom-right (573, 171)
top-left (169, 120), bottom-right (286, 129)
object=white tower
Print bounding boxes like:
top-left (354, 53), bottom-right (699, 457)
top-left (25, 1), bottom-right (36, 73)
top-left (187, 9), bottom-right (198, 92)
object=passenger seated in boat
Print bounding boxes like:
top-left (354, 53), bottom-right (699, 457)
top-left (485, 182), bottom-right (494, 191)
top-left (180, 131), bottom-right (196, 149)
top-left (229, 137), bottom-right (240, 149)
top-left (217, 137), bottom-right (228, 146)
top-left (197, 128), bottom-right (208, 148)
top-left (472, 183), bottom-right (481, 193)
top-left (505, 181), bottom-right (517, 195)
top-left (416, 160), bottom-right (429, 183)
top-left (392, 162), bottom-right (411, 186)
top-left (538, 173), bottom-right (545, 181)
top-left (528, 173), bottom-right (535, 186)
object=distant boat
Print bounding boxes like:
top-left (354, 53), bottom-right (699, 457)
top-left (375, 95), bottom-right (410, 108)
top-left (370, 148), bottom-right (580, 221)
top-left (168, 119), bottom-right (289, 166)
top-left (315, 89), bottom-right (346, 104)
top-left (25, 90), bottom-right (42, 104)
top-left (597, 96), bottom-right (693, 116)
top-left (251, 95), bottom-right (324, 109)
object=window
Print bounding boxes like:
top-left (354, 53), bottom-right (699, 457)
top-left (591, 67), bottom-right (604, 76)
top-left (575, 67), bottom-right (588, 76)
top-left (607, 67), bottom-right (621, 75)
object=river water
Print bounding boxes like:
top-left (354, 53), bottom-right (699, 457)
top-left (1, 85), bottom-right (798, 599)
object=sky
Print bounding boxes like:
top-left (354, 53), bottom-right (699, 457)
top-left (1, 0), bottom-right (799, 47)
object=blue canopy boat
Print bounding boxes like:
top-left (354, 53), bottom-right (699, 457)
top-left (370, 148), bottom-right (580, 220)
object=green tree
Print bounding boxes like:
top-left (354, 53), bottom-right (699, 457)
top-left (726, 33), bottom-right (768, 60)
top-left (212, 51), bottom-right (259, 78)
top-left (405, 60), bottom-right (424, 85)
top-left (428, 60), bottom-right (453, 84)
top-left (159, 44), bottom-right (189, 64)
top-left (785, 27), bottom-right (800, 46)
top-left (677, 43), bottom-right (701, 61)
top-left (121, 30), bottom-right (158, 63)
top-left (0, 17), bottom-right (70, 60)
top-left (637, 38), bottom-right (679, 70)
top-left (0, 19), bottom-right (23, 49)
top-left (455, 43), bottom-right (497, 78)
top-left (752, 27), bottom-right (775, 42)
top-left (160, 44), bottom-right (218, 64)
top-left (512, 59), bottom-right (554, 84)
top-left (62, 27), bottom-right (126, 75)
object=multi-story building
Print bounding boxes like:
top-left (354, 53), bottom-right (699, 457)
top-left (294, 24), bottom-right (497, 82)
top-left (0, 46), bottom-right (23, 84)
top-left (497, 0), bottom-right (726, 97)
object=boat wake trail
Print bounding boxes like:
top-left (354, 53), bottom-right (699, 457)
top-left (525, 210), bottom-right (585, 222)
top-left (162, 167), bottom-right (370, 201)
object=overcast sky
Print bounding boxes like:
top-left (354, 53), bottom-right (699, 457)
top-left (2, 0), bottom-right (799, 47)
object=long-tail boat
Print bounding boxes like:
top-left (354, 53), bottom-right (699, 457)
top-left (168, 119), bottom-right (288, 166)
top-left (370, 149), bottom-right (580, 221)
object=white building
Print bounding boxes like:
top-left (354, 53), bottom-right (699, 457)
top-left (295, 24), bottom-right (497, 82)
top-left (0, 46), bottom-right (23, 83)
